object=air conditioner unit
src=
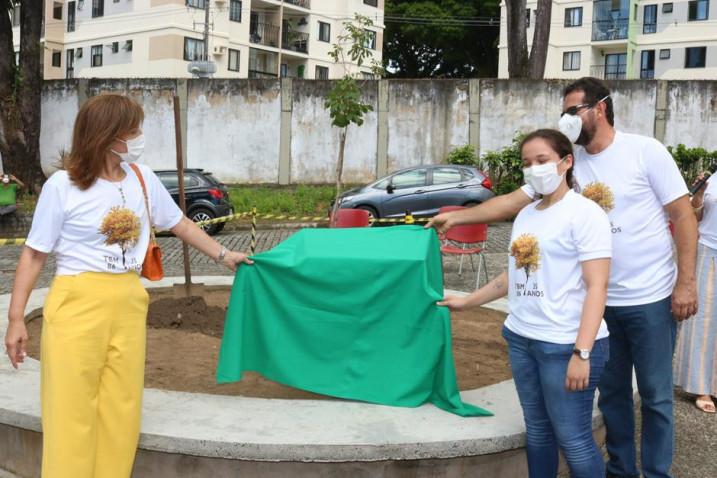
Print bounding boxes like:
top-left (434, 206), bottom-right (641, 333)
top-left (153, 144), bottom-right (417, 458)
top-left (213, 45), bottom-right (227, 55)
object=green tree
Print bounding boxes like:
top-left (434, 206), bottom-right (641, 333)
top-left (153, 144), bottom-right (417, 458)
top-left (1, 0), bottom-right (45, 192)
top-left (325, 14), bottom-right (383, 219)
top-left (383, 0), bottom-right (500, 78)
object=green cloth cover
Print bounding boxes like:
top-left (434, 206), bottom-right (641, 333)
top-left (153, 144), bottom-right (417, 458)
top-left (0, 184), bottom-right (16, 206)
top-left (217, 225), bottom-right (491, 417)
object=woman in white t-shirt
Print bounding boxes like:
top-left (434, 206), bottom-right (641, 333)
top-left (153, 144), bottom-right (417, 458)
top-left (440, 129), bottom-right (612, 478)
top-left (3, 94), bottom-right (253, 477)
top-left (673, 172), bottom-right (717, 413)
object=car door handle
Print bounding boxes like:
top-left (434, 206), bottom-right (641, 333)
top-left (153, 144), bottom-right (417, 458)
top-left (457, 184), bottom-right (467, 188)
top-left (415, 190), bottom-right (425, 194)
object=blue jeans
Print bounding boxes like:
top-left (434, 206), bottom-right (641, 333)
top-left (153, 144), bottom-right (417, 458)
top-left (598, 297), bottom-right (676, 478)
top-left (503, 326), bottom-right (610, 478)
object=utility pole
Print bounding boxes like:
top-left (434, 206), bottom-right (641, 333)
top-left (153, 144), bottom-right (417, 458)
top-left (277, 1), bottom-right (284, 76)
top-left (187, 0), bottom-right (216, 77)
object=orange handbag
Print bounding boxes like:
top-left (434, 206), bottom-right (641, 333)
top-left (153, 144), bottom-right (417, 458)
top-left (129, 163), bottom-right (164, 281)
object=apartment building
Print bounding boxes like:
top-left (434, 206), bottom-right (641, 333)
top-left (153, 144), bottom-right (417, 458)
top-left (9, 0), bottom-right (384, 79)
top-left (498, 0), bottom-right (717, 79)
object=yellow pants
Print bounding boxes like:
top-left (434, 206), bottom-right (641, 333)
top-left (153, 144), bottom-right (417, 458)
top-left (41, 272), bottom-right (149, 478)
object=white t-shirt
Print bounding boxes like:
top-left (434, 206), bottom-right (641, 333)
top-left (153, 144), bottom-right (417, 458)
top-left (698, 178), bottom-right (717, 250)
top-left (506, 190), bottom-right (611, 344)
top-left (522, 131), bottom-right (688, 306)
top-left (26, 162), bottom-right (183, 276)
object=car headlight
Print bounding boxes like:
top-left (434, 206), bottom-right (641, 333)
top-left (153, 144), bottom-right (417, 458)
top-left (340, 195), bottom-right (355, 204)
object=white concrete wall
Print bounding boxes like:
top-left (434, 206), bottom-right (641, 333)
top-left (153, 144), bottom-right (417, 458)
top-left (36, 79), bottom-right (717, 184)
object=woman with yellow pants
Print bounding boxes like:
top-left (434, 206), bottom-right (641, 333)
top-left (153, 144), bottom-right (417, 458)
top-left (4, 94), bottom-right (253, 477)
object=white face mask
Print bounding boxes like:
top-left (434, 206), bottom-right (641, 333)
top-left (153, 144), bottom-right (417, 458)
top-left (558, 95), bottom-right (610, 144)
top-left (558, 114), bottom-right (582, 143)
top-left (523, 157), bottom-right (567, 196)
top-left (1, 175), bottom-right (9, 185)
top-left (111, 133), bottom-right (145, 163)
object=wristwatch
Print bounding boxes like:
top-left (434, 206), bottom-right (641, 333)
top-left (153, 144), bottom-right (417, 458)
top-left (573, 348), bottom-right (591, 360)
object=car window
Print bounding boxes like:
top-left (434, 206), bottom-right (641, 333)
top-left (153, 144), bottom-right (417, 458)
top-left (203, 173), bottom-right (221, 186)
top-left (374, 178), bottom-right (389, 190)
top-left (391, 169), bottom-right (427, 190)
top-left (462, 169), bottom-right (476, 180)
top-left (432, 167), bottom-right (463, 185)
top-left (158, 174), bottom-right (178, 189)
top-left (184, 174), bottom-right (200, 187)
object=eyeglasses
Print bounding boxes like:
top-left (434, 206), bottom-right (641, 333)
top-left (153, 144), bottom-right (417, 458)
top-left (560, 103), bottom-right (592, 117)
top-left (561, 95), bottom-right (610, 117)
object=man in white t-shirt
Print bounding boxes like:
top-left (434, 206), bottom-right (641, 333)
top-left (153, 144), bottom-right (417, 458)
top-left (428, 78), bottom-right (697, 478)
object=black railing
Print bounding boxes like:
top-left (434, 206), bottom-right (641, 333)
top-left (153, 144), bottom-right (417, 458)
top-left (284, 0), bottom-right (310, 8)
top-left (591, 19), bottom-right (628, 41)
top-left (282, 31), bottom-right (309, 53)
top-left (590, 64), bottom-right (627, 80)
top-left (249, 22), bottom-right (280, 48)
top-left (248, 69), bottom-right (278, 78)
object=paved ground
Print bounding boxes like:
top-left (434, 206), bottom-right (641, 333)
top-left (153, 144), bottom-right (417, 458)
top-left (1, 222), bottom-right (715, 477)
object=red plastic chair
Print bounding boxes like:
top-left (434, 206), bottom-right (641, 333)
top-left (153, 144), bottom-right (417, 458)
top-left (438, 206), bottom-right (489, 288)
top-left (332, 208), bottom-right (371, 228)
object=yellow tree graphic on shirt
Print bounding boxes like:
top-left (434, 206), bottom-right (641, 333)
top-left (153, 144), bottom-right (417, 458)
top-left (99, 207), bottom-right (142, 268)
top-left (581, 181), bottom-right (615, 213)
top-left (510, 234), bottom-right (540, 285)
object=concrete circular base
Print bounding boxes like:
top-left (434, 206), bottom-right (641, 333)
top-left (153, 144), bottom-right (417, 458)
top-left (0, 276), bottom-right (608, 477)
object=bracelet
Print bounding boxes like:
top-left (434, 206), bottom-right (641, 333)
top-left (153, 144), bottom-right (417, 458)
top-left (216, 247), bottom-right (227, 264)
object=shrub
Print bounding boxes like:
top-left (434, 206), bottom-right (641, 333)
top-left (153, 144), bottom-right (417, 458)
top-left (667, 144), bottom-right (717, 185)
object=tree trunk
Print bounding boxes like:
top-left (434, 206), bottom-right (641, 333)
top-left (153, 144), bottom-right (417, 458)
top-left (506, 0), bottom-right (552, 79)
top-left (528, 0), bottom-right (553, 79)
top-left (0, 1), bottom-right (45, 192)
top-left (505, 0), bottom-right (529, 78)
top-left (330, 128), bottom-right (348, 227)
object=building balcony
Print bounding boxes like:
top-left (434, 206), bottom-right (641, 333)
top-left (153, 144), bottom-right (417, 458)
top-left (250, 22), bottom-right (280, 48)
top-left (592, 19), bottom-right (629, 42)
top-left (282, 31), bottom-right (309, 54)
top-left (284, 0), bottom-right (310, 8)
top-left (590, 64), bottom-right (627, 80)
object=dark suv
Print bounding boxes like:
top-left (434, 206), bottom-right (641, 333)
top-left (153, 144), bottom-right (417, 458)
top-left (155, 169), bottom-right (233, 235)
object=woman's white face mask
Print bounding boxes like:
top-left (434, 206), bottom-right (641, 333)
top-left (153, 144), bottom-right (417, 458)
top-left (111, 133), bottom-right (145, 163)
top-left (523, 156), bottom-right (568, 195)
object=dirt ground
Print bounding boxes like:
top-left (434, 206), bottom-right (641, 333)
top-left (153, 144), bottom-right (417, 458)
top-left (25, 286), bottom-right (511, 399)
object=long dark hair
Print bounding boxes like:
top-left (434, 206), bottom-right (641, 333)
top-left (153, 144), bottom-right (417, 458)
top-left (519, 129), bottom-right (575, 188)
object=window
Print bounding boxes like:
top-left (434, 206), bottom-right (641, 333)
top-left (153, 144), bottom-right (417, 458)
top-left (364, 0), bottom-right (378, 6)
top-left (11, 6), bottom-right (20, 27)
top-left (67, 1), bottom-right (76, 32)
top-left (315, 65), bottom-right (329, 79)
top-left (228, 48), bottom-right (240, 71)
top-left (158, 174), bottom-right (201, 190)
top-left (92, 0), bottom-right (104, 18)
top-left (184, 37), bottom-right (205, 61)
top-left (685, 46), bottom-right (706, 68)
top-left (91, 45), bottom-right (103, 67)
top-left (562, 51), bottom-right (581, 71)
top-left (364, 29), bottom-right (376, 50)
top-left (391, 169), bottom-right (427, 190)
top-left (643, 5), bottom-right (657, 33)
top-left (52, 50), bottom-right (61, 67)
top-left (66, 49), bottom-right (74, 79)
top-left (564, 7), bottom-right (583, 27)
top-left (230, 0), bottom-right (242, 22)
top-left (688, 0), bottom-right (709, 20)
top-left (662, 2), bottom-right (673, 13)
top-left (76, 47), bottom-right (83, 58)
top-left (640, 50), bottom-right (655, 79)
top-left (111, 41), bottom-right (119, 53)
top-left (526, 9), bottom-right (530, 28)
top-left (659, 48), bottom-right (670, 59)
top-left (53, 2), bottom-right (62, 20)
top-left (124, 40), bottom-right (133, 52)
top-left (604, 53), bottom-right (627, 79)
top-left (318, 21), bottom-right (331, 42)
top-left (186, 0), bottom-right (206, 8)
top-left (432, 168), bottom-right (463, 185)
top-left (361, 72), bottom-right (375, 79)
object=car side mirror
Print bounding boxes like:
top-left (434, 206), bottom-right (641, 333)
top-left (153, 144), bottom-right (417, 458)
top-left (386, 184), bottom-right (395, 194)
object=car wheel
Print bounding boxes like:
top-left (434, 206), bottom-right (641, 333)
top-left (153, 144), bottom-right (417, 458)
top-left (190, 208), bottom-right (220, 236)
top-left (357, 205), bottom-right (379, 226)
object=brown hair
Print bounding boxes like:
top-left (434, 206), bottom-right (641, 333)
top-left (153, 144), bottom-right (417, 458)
top-left (519, 129), bottom-right (575, 187)
top-left (65, 94), bottom-right (144, 190)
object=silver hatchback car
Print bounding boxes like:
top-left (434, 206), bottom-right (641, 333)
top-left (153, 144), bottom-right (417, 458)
top-left (336, 165), bottom-right (495, 220)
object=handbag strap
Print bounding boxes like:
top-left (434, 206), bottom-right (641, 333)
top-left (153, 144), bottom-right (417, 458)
top-left (128, 163), bottom-right (157, 243)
